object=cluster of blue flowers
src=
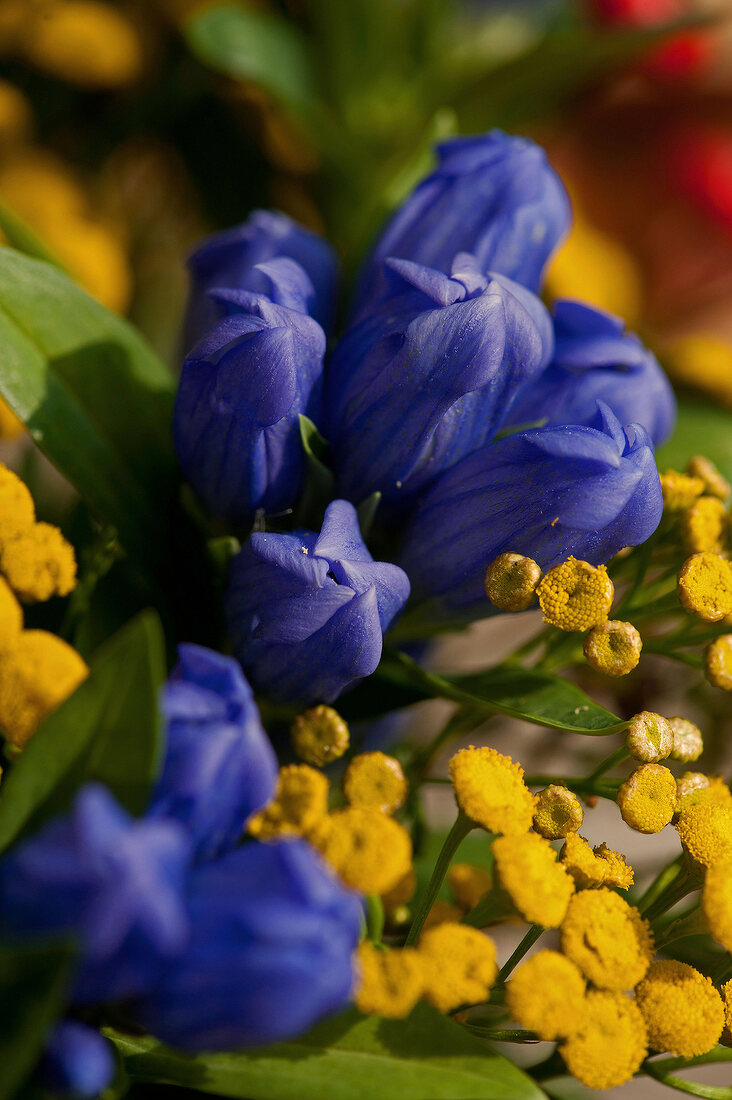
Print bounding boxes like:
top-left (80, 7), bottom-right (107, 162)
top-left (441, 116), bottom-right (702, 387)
top-left (177, 129), bottom-right (673, 701)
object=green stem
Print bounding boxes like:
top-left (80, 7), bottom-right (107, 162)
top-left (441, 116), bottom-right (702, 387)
top-left (498, 925), bottom-right (543, 983)
top-left (585, 745), bottom-right (629, 784)
top-left (409, 707), bottom-right (483, 782)
top-left (464, 1026), bottom-right (540, 1043)
top-left (366, 895), bottom-right (385, 946)
top-left (642, 643), bottom-right (703, 668)
top-left (643, 863), bottom-right (699, 924)
top-left (653, 904), bottom-right (707, 951)
top-left (523, 774), bottom-right (622, 801)
top-left (405, 811), bottom-right (473, 946)
top-left (637, 854), bottom-right (684, 915)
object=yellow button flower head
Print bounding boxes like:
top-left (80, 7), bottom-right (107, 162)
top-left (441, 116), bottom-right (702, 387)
top-left (537, 558), bottom-right (613, 633)
top-left (687, 455), bottom-right (730, 501)
top-left (705, 636), bottom-right (732, 691)
top-left (0, 522), bottom-right (77, 602)
top-left (676, 774), bottom-right (732, 815)
top-left (448, 863), bottom-right (493, 910)
top-left (380, 868), bottom-right (416, 911)
top-left (702, 856), bottom-right (732, 950)
top-left (682, 496), bottom-right (727, 554)
top-left (423, 900), bottom-right (465, 930)
top-left (617, 764), bottom-right (677, 834)
top-left (484, 552), bottom-right (542, 612)
top-left (676, 802), bottom-right (732, 869)
top-left (310, 807), bottom-right (412, 895)
top-left (24, 1), bottom-right (143, 89)
top-left (635, 960), bottom-right (725, 1058)
top-left (560, 833), bottom-right (633, 890)
top-left (0, 399), bottom-right (23, 441)
top-left (678, 553), bottom-right (732, 622)
top-left (0, 630), bottom-right (88, 749)
top-left (560, 991), bottom-right (648, 1091)
top-left (0, 576), bottom-right (22, 650)
top-left (594, 842), bottom-right (635, 890)
top-left (669, 718), bottom-right (704, 763)
top-left (561, 889), bottom-right (653, 990)
top-left (723, 979), bottom-right (732, 1038)
top-left (507, 950), bottom-right (586, 1041)
top-left (583, 619), bottom-right (642, 676)
top-left (532, 784), bottom-right (584, 839)
top-left (342, 752), bottom-right (407, 814)
top-left (660, 470), bottom-right (705, 512)
top-left (449, 746), bottom-right (535, 835)
top-left (418, 923), bottom-right (497, 1013)
top-left (0, 463), bottom-right (35, 541)
top-left (290, 704), bottom-right (349, 766)
top-left (354, 942), bottom-right (424, 1019)
top-left (247, 764), bottom-right (329, 840)
top-left (0, 78), bottom-right (31, 150)
top-left (492, 832), bottom-right (575, 928)
top-left (625, 712), bottom-right (674, 763)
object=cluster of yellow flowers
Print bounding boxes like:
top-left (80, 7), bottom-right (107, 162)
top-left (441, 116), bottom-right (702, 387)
top-left (0, 463), bottom-right (86, 749)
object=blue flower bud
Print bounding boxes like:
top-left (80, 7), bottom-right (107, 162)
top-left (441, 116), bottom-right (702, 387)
top-left (354, 130), bottom-right (570, 319)
top-left (38, 1022), bottom-right (115, 1100)
top-left (133, 839), bottom-right (362, 1051)
top-left (227, 499), bottom-right (410, 704)
top-left (149, 645), bottom-right (278, 863)
top-left (506, 300), bottom-right (676, 445)
top-left (401, 403), bottom-right (662, 613)
top-left (327, 255), bottom-right (553, 507)
top-left (0, 784), bottom-right (191, 1005)
top-left (184, 209), bottom-right (338, 346)
top-left (174, 264), bottom-right (326, 526)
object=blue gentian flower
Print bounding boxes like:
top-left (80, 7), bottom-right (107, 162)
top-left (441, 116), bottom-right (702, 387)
top-left (401, 402), bottom-right (662, 613)
top-left (149, 644), bottom-right (278, 863)
top-left (184, 209), bottom-right (337, 346)
top-left (38, 1022), bottom-right (114, 1100)
top-left (0, 784), bottom-right (191, 1005)
top-left (174, 259), bottom-right (326, 527)
top-left (227, 499), bottom-right (410, 704)
top-left (353, 130), bottom-right (570, 319)
top-left (133, 839), bottom-right (362, 1051)
top-left (327, 254), bottom-right (553, 508)
top-left (506, 300), bottom-right (676, 445)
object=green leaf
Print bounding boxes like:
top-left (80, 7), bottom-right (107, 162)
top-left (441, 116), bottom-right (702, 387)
top-left (108, 1003), bottom-right (545, 1099)
top-left (0, 611), bottom-right (166, 853)
top-left (184, 4), bottom-right (317, 120)
top-left (0, 197), bottom-right (67, 270)
top-left (0, 940), bottom-right (75, 1100)
top-left (296, 414), bottom-right (336, 529)
top-left (374, 651), bottom-right (624, 735)
top-left (0, 248), bottom-right (176, 572)
top-left (656, 397), bottom-right (732, 484)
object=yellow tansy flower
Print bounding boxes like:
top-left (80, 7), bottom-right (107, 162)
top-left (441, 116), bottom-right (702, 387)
top-left (625, 712), bottom-right (673, 763)
top-left (676, 802), bottom-right (732, 869)
top-left (380, 868), bottom-right (416, 912)
top-left (669, 718), bottom-right (704, 763)
top-left (310, 806), bottom-right (412, 895)
top-left (492, 832), bottom-right (575, 928)
top-left (561, 889), bottom-right (653, 991)
top-left (560, 833), bottom-right (633, 890)
top-left (0, 463), bottom-right (35, 540)
top-left (448, 863), bottom-right (493, 911)
top-left (635, 960), bottom-right (724, 1058)
top-left (682, 496), bottom-right (727, 555)
top-left (559, 991), bottom-right (648, 1091)
top-left (0, 630), bottom-right (88, 749)
top-left (723, 979), bottom-right (732, 1039)
top-left (583, 619), bottom-right (642, 676)
top-left (290, 704), bottom-right (349, 766)
top-left (354, 942), bottom-right (424, 1019)
top-left (0, 522), bottom-right (77, 602)
top-left (536, 558), bottom-right (614, 633)
top-left (23, 1), bottom-right (143, 89)
top-left (483, 552), bottom-right (541, 612)
top-left (418, 923), bottom-right (497, 1013)
top-left (449, 746), bottom-right (535, 835)
top-left (660, 470), bottom-right (705, 512)
top-left (0, 576), bottom-right (22, 650)
top-left (593, 842), bottom-right (635, 890)
top-left (0, 399), bottom-right (23, 441)
top-left (422, 900), bottom-right (465, 930)
top-left (617, 764), bottom-right (677, 834)
top-left (342, 752), bottom-right (407, 814)
top-left (506, 950), bottom-right (586, 1041)
top-left (678, 553), bottom-right (732, 622)
top-left (532, 785), bottom-right (584, 840)
top-left (247, 764), bottom-right (329, 840)
top-left (676, 775), bottom-right (732, 815)
top-left (705, 635), bottom-right (732, 691)
top-left (687, 456), bottom-right (730, 501)
top-left (702, 856), bottom-right (732, 951)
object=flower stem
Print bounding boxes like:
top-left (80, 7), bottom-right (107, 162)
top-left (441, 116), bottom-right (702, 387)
top-left (642, 863), bottom-right (699, 924)
top-left (637, 853), bottom-right (684, 915)
top-left (585, 745), bottom-right (629, 784)
top-left (652, 904), bottom-right (707, 951)
top-left (366, 895), bottom-right (385, 946)
top-left (498, 924), bottom-right (543, 983)
top-left (405, 811), bottom-right (473, 946)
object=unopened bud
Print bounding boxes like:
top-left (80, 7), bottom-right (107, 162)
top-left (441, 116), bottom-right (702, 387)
top-left (681, 496), bottom-right (727, 554)
top-left (291, 704), bottom-right (350, 766)
top-left (668, 717), bottom-right (703, 763)
top-left (532, 784), bottom-right (584, 839)
top-left (583, 620), bottom-right (642, 677)
top-left (484, 552), bottom-right (541, 612)
top-left (676, 771), bottom-right (711, 813)
top-left (687, 456), bottom-right (730, 501)
top-left (625, 711), bottom-right (674, 762)
top-left (343, 752), bottom-right (408, 814)
top-left (705, 635), bottom-right (732, 691)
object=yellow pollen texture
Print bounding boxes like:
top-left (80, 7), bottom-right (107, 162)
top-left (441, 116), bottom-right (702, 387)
top-left (0, 522), bottom-right (77, 602)
top-left (682, 495), bottom-right (727, 554)
top-left (635, 960), bottom-right (724, 1058)
top-left (559, 991), bottom-right (648, 1091)
top-left (705, 635), bottom-right (732, 691)
top-left (483, 552), bottom-right (542, 612)
top-left (290, 704), bottom-right (349, 766)
top-left (448, 863), bottom-right (493, 911)
top-left (702, 856), bottom-right (732, 951)
top-left (492, 832), bottom-right (575, 928)
top-left (0, 576), bottom-right (22, 650)
top-left (342, 752), bottom-right (408, 814)
top-left (537, 557), bottom-right (614, 632)
top-left (0, 463), bottom-right (35, 541)
top-left (560, 888), bottom-right (653, 991)
top-left (507, 950), bottom-right (586, 1041)
top-left (560, 833), bottom-right (633, 890)
top-left (309, 806), bottom-right (412, 895)
top-left (418, 923), bottom-right (497, 1013)
top-left (617, 764), bottom-right (677, 834)
top-left (532, 785), bottom-right (584, 840)
top-left (660, 470), bottom-right (705, 512)
top-left (723, 980), bottom-right (732, 1038)
top-left (687, 455), bottom-right (730, 501)
top-left (354, 942), bottom-right (424, 1019)
top-left (247, 764), bottom-right (329, 840)
top-left (0, 630), bottom-right (88, 749)
top-left (449, 746), bottom-right (535, 835)
top-left (676, 802), bottom-right (732, 869)
top-left (678, 553), bottom-right (732, 622)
